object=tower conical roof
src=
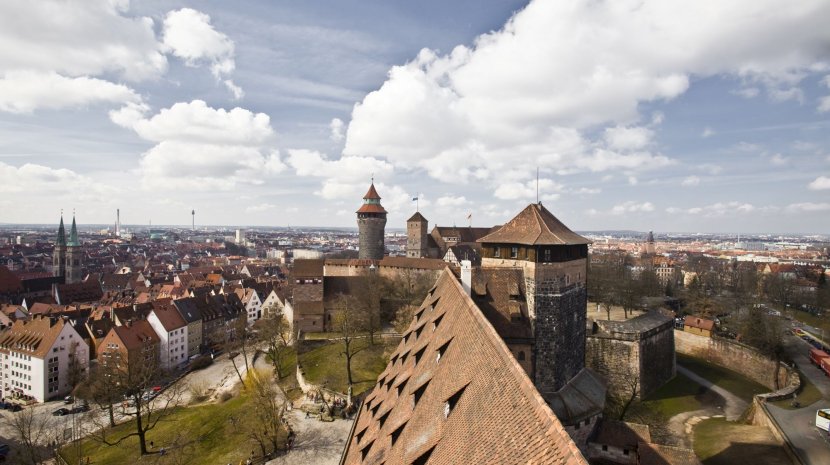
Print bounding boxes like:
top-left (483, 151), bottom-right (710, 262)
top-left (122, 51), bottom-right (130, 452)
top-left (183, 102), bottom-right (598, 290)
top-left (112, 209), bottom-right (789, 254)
top-left (356, 182), bottom-right (387, 214)
top-left (477, 203), bottom-right (590, 246)
top-left (67, 215), bottom-right (80, 247)
top-left (56, 215), bottom-right (66, 247)
top-left (363, 183), bottom-right (381, 200)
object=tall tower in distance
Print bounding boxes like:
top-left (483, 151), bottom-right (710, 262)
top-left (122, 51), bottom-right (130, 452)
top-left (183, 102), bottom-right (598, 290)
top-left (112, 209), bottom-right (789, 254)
top-left (52, 213), bottom-right (66, 281)
top-left (478, 203), bottom-right (590, 394)
top-left (65, 214), bottom-right (83, 284)
top-left (192, 209), bottom-right (195, 231)
top-left (356, 182), bottom-right (387, 260)
top-left (115, 208), bottom-right (121, 237)
top-left (406, 212), bottom-right (428, 258)
top-left (644, 230), bottom-right (656, 255)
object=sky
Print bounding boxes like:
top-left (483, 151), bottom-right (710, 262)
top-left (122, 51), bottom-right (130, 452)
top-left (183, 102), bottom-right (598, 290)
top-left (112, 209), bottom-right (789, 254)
top-left (0, 0), bottom-right (829, 234)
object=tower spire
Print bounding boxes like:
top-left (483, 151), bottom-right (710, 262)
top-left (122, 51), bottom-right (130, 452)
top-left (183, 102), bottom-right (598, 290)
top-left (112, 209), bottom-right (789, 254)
top-left (68, 212), bottom-right (79, 247)
top-left (56, 211), bottom-right (66, 247)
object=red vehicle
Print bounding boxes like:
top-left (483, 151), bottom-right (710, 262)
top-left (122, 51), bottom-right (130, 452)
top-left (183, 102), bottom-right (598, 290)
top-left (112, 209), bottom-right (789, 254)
top-left (821, 358), bottom-right (830, 377)
top-left (809, 348), bottom-right (829, 367)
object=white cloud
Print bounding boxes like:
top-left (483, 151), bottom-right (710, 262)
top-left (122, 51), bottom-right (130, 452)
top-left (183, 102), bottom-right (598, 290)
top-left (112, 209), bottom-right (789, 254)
top-left (0, 71), bottom-right (140, 113)
top-left (604, 126), bottom-right (654, 151)
top-left (818, 96), bottom-right (830, 113)
top-left (436, 196), bottom-right (469, 207)
top-left (245, 203), bottom-right (276, 213)
top-left (668, 201), bottom-right (756, 217)
top-left (0, 1), bottom-right (166, 82)
top-left (808, 176), bottom-right (830, 190)
top-left (681, 176), bottom-right (700, 186)
top-left (627, 176), bottom-right (638, 186)
top-left (769, 153), bottom-right (790, 165)
top-left (701, 127), bottom-right (715, 138)
top-left (735, 142), bottom-right (762, 152)
top-left (697, 164), bottom-right (723, 175)
top-left (787, 202), bottom-right (830, 212)
top-left (494, 178), bottom-right (561, 201)
top-left (114, 100), bottom-right (285, 190)
top-left (330, 118), bottom-right (345, 142)
top-left (162, 8), bottom-right (241, 98)
top-left (0, 162), bottom-right (114, 201)
top-left (611, 201), bottom-right (655, 215)
top-left (733, 87), bottom-right (760, 98)
top-left (343, 0), bottom-right (830, 192)
top-left (120, 100), bottom-right (273, 145)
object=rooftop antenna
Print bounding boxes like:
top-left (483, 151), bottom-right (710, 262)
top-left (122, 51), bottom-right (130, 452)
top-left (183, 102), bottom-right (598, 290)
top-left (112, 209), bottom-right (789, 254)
top-left (192, 209), bottom-right (195, 231)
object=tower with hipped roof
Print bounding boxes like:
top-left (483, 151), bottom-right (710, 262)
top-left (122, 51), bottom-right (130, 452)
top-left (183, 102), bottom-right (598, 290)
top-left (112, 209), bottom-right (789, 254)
top-left (356, 182), bottom-right (387, 260)
top-left (477, 202), bottom-right (591, 394)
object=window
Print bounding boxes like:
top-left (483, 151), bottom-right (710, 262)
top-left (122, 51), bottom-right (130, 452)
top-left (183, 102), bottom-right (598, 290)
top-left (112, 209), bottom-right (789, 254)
top-left (436, 340), bottom-right (451, 364)
top-left (412, 381), bottom-right (429, 407)
top-left (518, 351), bottom-right (525, 361)
top-left (623, 449), bottom-right (629, 456)
top-left (378, 410), bottom-right (390, 428)
top-left (443, 384), bottom-right (468, 419)
top-left (433, 314), bottom-right (443, 332)
top-left (412, 446), bottom-right (435, 465)
top-left (390, 421), bottom-right (407, 446)
top-left (602, 445), bottom-right (608, 452)
top-left (510, 247), bottom-right (518, 258)
top-left (413, 346), bottom-right (426, 364)
top-left (494, 247), bottom-right (500, 258)
top-left (544, 249), bottom-right (551, 261)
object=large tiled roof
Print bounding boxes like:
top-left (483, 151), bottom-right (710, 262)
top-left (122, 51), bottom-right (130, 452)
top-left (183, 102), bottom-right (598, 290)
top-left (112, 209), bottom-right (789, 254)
top-left (0, 315), bottom-right (69, 359)
top-left (110, 319), bottom-right (160, 351)
top-left (56, 280), bottom-right (103, 304)
top-left (356, 203), bottom-right (388, 214)
top-left (340, 269), bottom-right (588, 465)
top-left (407, 212), bottom-right (427, 223)
top-left (477, 203), bottom-right (590, 246)
top-left (470, 268), bottom-right (532, 341)
top-left (293, 259), bottom-right (324, 278)
top-left (150, 298), bottom-right (187, 332)
top-left (363, 183), bottom-right (381, 200)
top-left (0, 265), bottom-right (23, 293)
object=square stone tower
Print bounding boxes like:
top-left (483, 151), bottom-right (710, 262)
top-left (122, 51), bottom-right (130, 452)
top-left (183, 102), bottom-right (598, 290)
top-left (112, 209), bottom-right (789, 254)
top-left (477, 203), bottom-right (590, 393)
top-left (406, 212), bottom-right (428, 258)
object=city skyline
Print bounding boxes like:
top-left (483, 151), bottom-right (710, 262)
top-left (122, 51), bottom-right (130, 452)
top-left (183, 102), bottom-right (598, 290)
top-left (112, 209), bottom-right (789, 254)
top-left (1, 0), bottom-right (830, 233)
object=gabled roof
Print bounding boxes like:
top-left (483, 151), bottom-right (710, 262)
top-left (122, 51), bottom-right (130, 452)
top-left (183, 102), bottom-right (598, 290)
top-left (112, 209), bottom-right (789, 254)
top-left (149, 298), bottom-right (187, 332)
top-left (684, 316), bottom-right (715, 331)
top-left (477, 203), bottom-right (590, 246)
top-left (341, 269), bottom-right (588, 465)
top-left (109, 320), bottom-right (160, 351)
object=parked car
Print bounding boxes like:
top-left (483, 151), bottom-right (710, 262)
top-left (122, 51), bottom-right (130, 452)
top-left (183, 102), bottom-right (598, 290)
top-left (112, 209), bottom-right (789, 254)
top-left (52, 407), bottom-right (70, 416)
top-left (70, 404), bottom-right (90, 414)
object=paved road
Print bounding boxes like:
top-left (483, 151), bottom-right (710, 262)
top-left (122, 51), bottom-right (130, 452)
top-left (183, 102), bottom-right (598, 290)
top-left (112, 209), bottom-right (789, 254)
top-left (677, 365), bottom-right (748, 421)
top-left (766, 334), bottom-right (830, 465)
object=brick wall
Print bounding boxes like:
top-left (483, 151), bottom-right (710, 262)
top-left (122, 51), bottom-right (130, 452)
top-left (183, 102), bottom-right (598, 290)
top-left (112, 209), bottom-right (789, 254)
top-left (534, 283), bottom-right (587, 392)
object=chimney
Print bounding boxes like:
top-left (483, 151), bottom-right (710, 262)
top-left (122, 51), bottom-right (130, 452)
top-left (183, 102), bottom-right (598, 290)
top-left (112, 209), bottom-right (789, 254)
top-left (460, 260), bottom-right (472, 296)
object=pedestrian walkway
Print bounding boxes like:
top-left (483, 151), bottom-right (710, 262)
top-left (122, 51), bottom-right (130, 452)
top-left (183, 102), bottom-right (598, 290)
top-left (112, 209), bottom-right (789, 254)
top-left (676, 365), bottom-right (748, 420)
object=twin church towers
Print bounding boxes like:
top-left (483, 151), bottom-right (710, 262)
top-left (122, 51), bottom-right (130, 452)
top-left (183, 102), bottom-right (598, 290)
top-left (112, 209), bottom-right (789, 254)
top-left (52, 213), bottom-right (83, 284)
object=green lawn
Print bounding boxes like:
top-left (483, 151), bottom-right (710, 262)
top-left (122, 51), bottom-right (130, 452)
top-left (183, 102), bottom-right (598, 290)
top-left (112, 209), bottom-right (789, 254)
top-left (678, 353), bottom-right (769, 401)
top-left (638, 371), bottom-right (707, 418)
top-left (60, 393), bottom-right (285, 465)
top-left (770, 369), bottom-right (824, 410)
top-left (298, 340), bottom-right (389, 396)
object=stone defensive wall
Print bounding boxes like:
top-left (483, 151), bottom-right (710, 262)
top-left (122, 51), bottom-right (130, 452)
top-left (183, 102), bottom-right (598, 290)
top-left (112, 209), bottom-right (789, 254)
top-left (674, 330), bottom-right (791, 390)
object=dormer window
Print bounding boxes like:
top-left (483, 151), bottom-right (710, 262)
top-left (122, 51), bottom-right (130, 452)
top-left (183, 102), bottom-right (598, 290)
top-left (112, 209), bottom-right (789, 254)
top-left (510, 247), bottom-right (518, 258)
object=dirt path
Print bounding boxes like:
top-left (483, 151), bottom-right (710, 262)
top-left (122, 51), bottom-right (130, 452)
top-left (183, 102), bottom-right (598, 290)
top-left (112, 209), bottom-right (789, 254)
top-left (265, 402), bottom-right (353, 465)
top-left (677, 365), bottom-right (748, 420)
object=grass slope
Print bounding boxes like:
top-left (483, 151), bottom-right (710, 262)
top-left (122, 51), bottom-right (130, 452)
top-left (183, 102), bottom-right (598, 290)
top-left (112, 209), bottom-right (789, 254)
top-left (298, 340), bottom-right (389, 396)
top-left (60, 393), bottom-right (283, 465)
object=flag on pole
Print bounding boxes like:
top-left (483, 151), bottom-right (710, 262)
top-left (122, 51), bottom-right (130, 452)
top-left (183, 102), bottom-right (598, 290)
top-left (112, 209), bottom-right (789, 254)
top-left (466, 213), bottom-right (472, 220)
top-left (412, 197), bottom-right (418, 201)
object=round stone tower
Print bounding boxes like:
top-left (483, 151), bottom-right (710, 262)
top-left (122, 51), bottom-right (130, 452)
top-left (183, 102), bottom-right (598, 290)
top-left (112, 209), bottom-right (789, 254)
top-left (357, 183), bottom-right (387, 260)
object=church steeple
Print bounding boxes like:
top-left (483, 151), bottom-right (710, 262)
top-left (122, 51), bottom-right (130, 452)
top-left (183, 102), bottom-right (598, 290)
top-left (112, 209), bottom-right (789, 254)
top-left (67, 214), bottom-right (80, 247)
top-left (56, 214), bottom-right (66, 247)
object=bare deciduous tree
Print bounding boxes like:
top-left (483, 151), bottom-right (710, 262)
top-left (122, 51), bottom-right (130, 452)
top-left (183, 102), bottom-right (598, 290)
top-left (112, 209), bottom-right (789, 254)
top-left (331, 295), bottom-right (368, 390)
top-left (3, 405), bottom-right (58, 465)
top-left (257, 313), bottom-right (293, 379)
